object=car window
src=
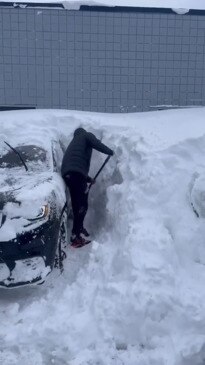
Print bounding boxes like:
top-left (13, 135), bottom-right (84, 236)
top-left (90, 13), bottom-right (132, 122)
top-left (0, 145), bottom-right (49, 171)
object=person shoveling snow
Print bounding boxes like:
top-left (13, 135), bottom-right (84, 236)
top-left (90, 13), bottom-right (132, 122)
top-left (61, 127), bottom-right (114, 248)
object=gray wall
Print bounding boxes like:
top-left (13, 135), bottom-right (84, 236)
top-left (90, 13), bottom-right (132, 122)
top-left (0, 6), bottom-right (205, 112)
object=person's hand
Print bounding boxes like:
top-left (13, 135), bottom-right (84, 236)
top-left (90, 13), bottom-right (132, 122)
top-left (89, 178), bottom-right (96, 185)
top-left (87, 176), bottom-right (95, 185)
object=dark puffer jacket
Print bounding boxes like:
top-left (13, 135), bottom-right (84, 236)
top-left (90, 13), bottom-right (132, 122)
top-left (61, 128), bottom-right (113, 178)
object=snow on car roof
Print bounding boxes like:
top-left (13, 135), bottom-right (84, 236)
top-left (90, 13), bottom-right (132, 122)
top-left (1, 0), bottom-right (205, 11)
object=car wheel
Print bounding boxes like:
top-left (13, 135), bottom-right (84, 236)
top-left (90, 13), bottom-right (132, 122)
top-left (54, 209), bottom-right (68, 272)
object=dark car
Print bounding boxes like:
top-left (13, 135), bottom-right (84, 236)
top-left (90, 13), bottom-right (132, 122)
top-left (0, 140), bottom-right (69, 288)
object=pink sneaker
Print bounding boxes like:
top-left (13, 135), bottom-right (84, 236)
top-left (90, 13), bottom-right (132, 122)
top-left (70, 234), bottom-right (91, 248)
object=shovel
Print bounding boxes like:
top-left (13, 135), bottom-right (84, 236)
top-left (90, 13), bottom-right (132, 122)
top-left (87, 155), bottom-right (111, 193)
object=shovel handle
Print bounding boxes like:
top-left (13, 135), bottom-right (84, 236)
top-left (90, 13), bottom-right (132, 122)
top-left (93, 155), bottom-right (111, 181)
top-left (88, 155), bottom-right (112, 192)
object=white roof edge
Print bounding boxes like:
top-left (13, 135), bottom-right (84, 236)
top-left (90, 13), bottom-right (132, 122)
top-left (1, 0), bottom-right (204, 12)
top-left (62, 1), bottom-right (105, 10)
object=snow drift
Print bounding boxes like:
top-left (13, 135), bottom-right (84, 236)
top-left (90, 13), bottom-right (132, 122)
top-left (0, 108), bottom-right (205, 365)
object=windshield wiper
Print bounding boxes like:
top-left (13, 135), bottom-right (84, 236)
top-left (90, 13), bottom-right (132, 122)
top-left (4, 141), bottom-right (28, 172)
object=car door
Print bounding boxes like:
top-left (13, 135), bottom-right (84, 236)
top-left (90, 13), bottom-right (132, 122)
top-left (52, 140), bottom-right (64, 174)
top-left (51, 140), bottom-right (71, 214)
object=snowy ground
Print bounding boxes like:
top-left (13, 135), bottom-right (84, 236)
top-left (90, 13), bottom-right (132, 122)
top-left (1, 108), bottom-right (205, 365)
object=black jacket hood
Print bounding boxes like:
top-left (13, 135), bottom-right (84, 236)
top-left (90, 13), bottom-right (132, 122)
top-left (61, 129), bottom-right (113, 178)
top-left (74, 128), bottom-right (86, 137)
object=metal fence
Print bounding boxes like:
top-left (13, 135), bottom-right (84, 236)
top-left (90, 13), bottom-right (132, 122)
top-left (0, 4), bottom-right (205, 112)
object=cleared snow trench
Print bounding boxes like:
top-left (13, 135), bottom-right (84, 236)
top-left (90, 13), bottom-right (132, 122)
top-left (61, 130), bottom-right (205, 364)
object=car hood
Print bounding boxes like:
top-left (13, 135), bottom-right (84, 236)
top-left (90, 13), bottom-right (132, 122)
top-left (0, 171), bottom-right (57, 241)
top-left (0, 171), bottom-right (54, 203)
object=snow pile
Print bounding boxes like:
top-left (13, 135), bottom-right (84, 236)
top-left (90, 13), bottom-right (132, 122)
top-left (172, 8), bottom-right (189, 14)
top-left (1, 108), bottom-right (205, 364)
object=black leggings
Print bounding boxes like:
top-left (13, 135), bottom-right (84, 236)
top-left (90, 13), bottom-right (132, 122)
top-left (64, 172), bottom-right (88, 236)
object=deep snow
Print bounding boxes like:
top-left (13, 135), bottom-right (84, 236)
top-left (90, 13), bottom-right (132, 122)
top-left (1, 108), bottom-right (205, 364)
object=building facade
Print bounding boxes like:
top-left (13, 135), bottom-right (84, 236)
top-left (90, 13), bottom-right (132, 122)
top-left (0, 4), bottom-right (205, 112)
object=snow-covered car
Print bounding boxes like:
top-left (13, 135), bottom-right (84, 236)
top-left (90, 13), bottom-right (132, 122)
top-left (0, 140), bottom-right (68, 288)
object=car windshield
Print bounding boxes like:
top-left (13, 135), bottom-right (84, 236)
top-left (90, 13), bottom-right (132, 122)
top-left (0, 145), bottom-right (50, 171)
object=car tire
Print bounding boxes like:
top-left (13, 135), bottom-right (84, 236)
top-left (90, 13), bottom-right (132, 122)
top-left (54, 208), bottom-right (68, 272)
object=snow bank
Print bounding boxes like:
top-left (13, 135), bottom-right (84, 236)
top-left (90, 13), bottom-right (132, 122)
top-left (1, 108), bottom-right (205, 364)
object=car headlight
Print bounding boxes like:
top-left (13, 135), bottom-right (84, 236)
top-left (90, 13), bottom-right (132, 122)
top-left (28, 204), bottom-right (50, 221)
